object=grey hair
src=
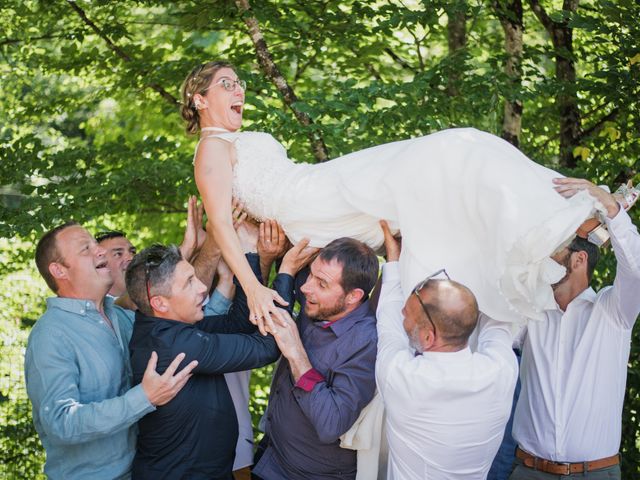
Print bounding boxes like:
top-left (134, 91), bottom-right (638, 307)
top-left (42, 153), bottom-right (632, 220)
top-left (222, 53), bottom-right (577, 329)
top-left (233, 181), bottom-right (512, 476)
top-left (125, 244), bottom-right (183, 316)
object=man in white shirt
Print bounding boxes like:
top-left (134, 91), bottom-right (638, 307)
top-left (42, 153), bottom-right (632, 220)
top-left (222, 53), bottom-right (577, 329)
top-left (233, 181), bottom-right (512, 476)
top-left (376, 221), bottom-right (518, 479)
top-left (511, 177), bottom-right (640, 479)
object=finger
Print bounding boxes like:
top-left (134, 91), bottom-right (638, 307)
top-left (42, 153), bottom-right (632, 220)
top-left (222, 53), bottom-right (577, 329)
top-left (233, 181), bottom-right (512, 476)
top-left (297, 238), bottom-right (310, 250)
top-left (273, 291), bottom-right (289, 307)
top-left (269, 307), bottom-right (288, 327)
top-left (263, 315), bottom-right (278, 334)
top-left (145, 351), bottom-right (158, 375)
top-left (276, 223), bottom-right (286, 244)
top-left (257, 316), bottom-right (268, 336)
top-left (196, 202), bottom-right (204, 223)
top-left (173, 372), bottom-right (194, 392)
top-left (380, 220), bottom-right (392, 238)
top-left (174, 359), bottom-right (199, 379)
top-left (164, 352), bottom-right (186, 377)
top-left (266, 220), bottom-right (274, 243)
top-left (259, 222), bottom-right (266, 244)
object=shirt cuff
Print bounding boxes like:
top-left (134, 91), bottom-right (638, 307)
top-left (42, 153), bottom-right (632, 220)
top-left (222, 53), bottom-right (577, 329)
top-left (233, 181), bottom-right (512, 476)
top-left (294, 368), bottom-right (325, 392)
top-left (382, 261), bottom-right (400, 282)
top-left (605, 204), bottom-right (632, 232)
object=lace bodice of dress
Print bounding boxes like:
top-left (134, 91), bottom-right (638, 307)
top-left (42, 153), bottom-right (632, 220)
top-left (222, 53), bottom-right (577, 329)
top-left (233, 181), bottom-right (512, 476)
top-left (199, 129), bottom-right (303, 221)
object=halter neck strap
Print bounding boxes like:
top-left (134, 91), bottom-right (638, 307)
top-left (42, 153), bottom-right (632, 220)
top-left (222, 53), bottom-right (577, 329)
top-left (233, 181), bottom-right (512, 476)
top-left (201, 127), bottom-right (233, 133)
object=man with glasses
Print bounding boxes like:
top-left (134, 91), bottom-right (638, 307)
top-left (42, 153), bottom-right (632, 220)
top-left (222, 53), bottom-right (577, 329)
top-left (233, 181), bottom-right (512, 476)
top-left (25, 222), bottom-right (198, 480)
top-left (125, 233), bottom-right (315, 479)
top-left (510, 178), bottom-right (640, 479)
top-left (375, 221), bottom-right (518, 479)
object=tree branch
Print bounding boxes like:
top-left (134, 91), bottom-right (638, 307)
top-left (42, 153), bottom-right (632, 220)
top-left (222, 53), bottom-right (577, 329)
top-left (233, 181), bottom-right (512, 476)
top-left (578, 107), bottom-right (619, 142)
top-left (384, 47), bottom-right (415, 71)
top-left (527, 0), bottom-right (554, 35)
top-left (235, 0), bottom-right (328, 162)
top-left (66, 0), bottom-right (179, 106)
top-left (0, 33), bottom-right (71, 47)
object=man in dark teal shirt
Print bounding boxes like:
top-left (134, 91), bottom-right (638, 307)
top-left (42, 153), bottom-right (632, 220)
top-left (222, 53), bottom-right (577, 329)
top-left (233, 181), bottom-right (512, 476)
top-left (127, 241), bottom-right (312, 479)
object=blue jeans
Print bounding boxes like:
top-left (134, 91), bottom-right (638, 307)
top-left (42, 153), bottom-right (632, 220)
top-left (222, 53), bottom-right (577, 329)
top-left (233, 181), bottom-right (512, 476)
top-left (488, 349), bottom-right (521, 480)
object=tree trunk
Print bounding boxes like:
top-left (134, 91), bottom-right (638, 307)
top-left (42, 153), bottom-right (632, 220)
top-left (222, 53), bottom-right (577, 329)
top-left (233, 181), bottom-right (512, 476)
top-left (528, 0), bottom-right (581, 167)
top-left (446, 1), bottom-right (467, 96)
top-left (495, 0), bottom-right (524, 147)
top-left (235, 0), bottom-right (329, 162)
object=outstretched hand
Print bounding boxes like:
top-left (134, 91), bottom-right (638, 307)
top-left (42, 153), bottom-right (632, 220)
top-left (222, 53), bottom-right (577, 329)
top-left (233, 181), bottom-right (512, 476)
top-left (380, 220), bottom-right (401, 261)
top-left (258, 219), bottom-right (289, 262)
top-left (553, 177), bottom-right (620, 219)
top-left (141, 352), bottom-right (198, 406)
top-left (279, 238), bottom-right (319, 276)
top-left (248, 284), bottom-right (290, 335)
top-left (180, 196), bottom-right (206, 261)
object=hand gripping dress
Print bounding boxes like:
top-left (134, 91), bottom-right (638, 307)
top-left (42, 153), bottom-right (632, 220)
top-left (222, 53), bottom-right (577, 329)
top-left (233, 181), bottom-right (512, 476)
top-left (200, 127), bottom-right (596, 323)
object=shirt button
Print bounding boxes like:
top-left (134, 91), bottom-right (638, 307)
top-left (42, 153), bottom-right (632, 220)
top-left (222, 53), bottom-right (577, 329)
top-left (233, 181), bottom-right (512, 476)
top-left (80, 309), bottom-right (85, 314)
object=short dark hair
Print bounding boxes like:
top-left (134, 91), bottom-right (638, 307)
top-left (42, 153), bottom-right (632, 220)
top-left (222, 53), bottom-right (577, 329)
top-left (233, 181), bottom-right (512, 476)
top-left (420, 280), bottom-right (479, 347)
top-left (318, 238), bottom-right (379, 295)
top-left (568, 236), bottom-right (600, 281)
top-left (35, 221), bottom-right (80, 293)
top-left (95, 230), bottom-right (127, 243)
top-left (126, 244), bottom-right (183, 316)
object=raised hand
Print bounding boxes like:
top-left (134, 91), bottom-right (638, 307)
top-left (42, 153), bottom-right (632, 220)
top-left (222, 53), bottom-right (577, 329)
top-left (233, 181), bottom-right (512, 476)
top-left (258, 219), bottom-right (289, 262)
top-left (279, 238), bottom-right (319, 276)
top-left (380, 220), bottom-right (401, 262)
top-left (141, 352), bottom-right (198, 406)
top-left (553, 177), bottom-right (620, 219)
top-left (231, 197), bottom-right (248, 230)
top-left (180, 196), bottom-right (206, 261)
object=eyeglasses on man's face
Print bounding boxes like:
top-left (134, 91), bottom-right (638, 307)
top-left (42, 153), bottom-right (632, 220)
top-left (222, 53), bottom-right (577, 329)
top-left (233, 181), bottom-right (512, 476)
top-left (412, 268), bottom-right (450, 337)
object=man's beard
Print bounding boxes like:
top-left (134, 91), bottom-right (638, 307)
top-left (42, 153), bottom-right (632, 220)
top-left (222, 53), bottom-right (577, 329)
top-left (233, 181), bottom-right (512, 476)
top-left (308, 296), bottom-right (347, 322)
top-left (552, 252), bottom-right (573, 290)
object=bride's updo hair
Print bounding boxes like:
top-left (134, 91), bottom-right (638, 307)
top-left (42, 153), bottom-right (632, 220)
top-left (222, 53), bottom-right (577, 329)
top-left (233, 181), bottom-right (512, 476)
top-left (180, 61), bottom-right (235, 134)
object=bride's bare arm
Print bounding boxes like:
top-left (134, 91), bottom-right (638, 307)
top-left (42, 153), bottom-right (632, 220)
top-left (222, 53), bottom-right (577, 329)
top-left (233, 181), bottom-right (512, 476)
top-left (194, 138), bottom-right (288, 330)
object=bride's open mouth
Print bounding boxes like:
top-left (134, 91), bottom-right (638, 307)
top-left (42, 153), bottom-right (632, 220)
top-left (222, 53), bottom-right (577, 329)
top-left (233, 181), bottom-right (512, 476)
top-left (231, 102), bottom-right (243, 115)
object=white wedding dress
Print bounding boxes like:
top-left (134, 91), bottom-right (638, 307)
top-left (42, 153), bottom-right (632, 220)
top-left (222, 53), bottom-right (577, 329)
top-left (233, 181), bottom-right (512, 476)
top-left (200, 127), bottom-right (597, 323)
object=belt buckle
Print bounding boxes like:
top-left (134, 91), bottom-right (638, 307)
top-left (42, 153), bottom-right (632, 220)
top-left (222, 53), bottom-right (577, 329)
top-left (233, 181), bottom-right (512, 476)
top-left (556, 462), bottom-right (572, 475)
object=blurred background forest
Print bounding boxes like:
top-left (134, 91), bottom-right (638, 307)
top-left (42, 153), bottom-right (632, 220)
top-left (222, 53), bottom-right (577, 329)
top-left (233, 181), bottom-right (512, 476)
top-left (1, 0), bottom-right (638, 477)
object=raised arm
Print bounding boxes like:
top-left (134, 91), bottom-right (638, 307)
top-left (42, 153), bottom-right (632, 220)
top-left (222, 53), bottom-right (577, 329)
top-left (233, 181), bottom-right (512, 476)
top-left (194, 138), bottom-right (288, 330)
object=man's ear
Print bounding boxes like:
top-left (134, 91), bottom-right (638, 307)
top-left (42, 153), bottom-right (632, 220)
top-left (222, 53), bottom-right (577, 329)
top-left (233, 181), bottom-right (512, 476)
top-left (150, 295), bottom-right (170, 314)
top-left (49, 262), bottom-right (67, 281)
top-left (421, 326), bottom-right (436, 352)
top-left (572, 250), bottom-right (589, 270)
top-left (345, 288), bottom-right (365, 306)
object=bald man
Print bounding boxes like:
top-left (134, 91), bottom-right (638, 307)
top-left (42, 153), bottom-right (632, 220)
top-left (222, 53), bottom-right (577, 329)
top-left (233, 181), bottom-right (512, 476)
top-left (375, 221), bottom-right (518, 479)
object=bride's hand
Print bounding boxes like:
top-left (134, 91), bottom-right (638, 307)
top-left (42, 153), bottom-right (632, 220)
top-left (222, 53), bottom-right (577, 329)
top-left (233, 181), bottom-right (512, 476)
top-left (248, 283), bottom-right (289, 335)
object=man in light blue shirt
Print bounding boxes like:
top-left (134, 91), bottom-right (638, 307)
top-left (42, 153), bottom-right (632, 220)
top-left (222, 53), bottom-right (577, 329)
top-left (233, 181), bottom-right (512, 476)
top-left (25, 222), bottom-right (198, 479)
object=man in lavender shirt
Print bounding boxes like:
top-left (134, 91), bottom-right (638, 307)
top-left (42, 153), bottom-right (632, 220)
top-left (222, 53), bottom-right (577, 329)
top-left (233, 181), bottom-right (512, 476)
top-left (253, 237), bottom-right (379, 480)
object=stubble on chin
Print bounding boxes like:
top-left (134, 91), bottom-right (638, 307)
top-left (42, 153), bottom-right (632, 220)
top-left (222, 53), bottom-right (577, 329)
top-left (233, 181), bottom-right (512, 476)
top-left (306, 298), bottom-right (347, 323)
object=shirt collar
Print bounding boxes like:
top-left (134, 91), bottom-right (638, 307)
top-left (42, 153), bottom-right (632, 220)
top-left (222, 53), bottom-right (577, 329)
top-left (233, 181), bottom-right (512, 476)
top-left (46, 296), bottom-right (113, 315)
top-left (420, 345), bottom-right (473, 361)
top-left (318, 300), bottom-right (372, 337)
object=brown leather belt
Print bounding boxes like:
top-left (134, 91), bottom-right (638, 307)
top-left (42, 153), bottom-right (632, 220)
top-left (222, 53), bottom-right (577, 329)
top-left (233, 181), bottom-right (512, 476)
top-left (516, 447), bottom-right (620, 475)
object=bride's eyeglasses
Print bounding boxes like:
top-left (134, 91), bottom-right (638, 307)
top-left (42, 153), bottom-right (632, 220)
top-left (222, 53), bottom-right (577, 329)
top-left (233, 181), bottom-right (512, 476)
top-left (413, 268), bottom-right (450, 336)
top-left (203, 77), bottom-right (247, 92)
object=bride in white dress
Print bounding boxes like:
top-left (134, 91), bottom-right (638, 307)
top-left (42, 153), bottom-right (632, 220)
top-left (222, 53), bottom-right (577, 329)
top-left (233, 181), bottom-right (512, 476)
top-left (182, 61), bottom-right (597, 325)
